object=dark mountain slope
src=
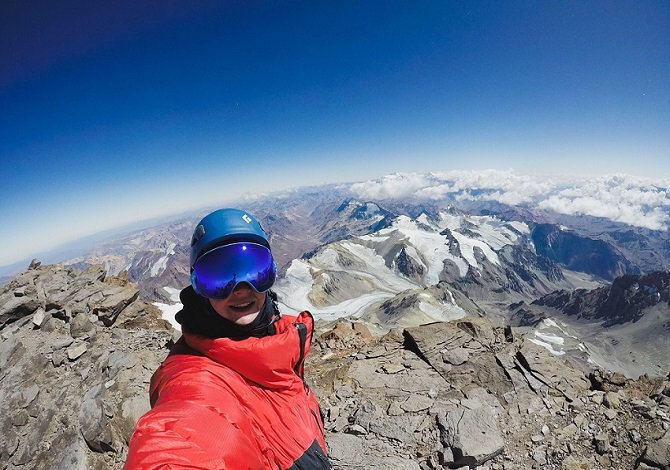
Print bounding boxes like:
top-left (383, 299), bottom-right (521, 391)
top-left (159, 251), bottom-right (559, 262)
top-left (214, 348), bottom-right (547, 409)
top-left (533, 271), bottom-right (670, 327)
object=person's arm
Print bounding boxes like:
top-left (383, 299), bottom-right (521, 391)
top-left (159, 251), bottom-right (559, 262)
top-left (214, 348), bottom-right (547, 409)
top-left (124, 402), bottom-right (265, 469)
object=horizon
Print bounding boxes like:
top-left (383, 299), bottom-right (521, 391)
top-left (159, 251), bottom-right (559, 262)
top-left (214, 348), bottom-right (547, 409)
top-left (1, 168), bottom-right (668, 272)
top-left (1, 2), bottom-right (668, 266)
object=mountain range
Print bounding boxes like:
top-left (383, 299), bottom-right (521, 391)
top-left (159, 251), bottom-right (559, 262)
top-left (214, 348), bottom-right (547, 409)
top-left (33, 172), bottom-right (669, 379)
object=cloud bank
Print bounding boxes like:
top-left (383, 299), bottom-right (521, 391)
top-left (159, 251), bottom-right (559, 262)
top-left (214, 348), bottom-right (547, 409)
top-left (350, 171), bottom-right (670, 231)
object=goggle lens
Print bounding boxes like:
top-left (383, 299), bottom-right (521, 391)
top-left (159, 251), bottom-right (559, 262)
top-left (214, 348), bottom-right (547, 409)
top-left (191, 242), bottom-right (277, 299)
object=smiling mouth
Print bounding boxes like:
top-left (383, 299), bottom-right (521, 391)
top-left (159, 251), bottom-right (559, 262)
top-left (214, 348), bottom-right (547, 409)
top-left (230, 301), bottom-right (254, 311)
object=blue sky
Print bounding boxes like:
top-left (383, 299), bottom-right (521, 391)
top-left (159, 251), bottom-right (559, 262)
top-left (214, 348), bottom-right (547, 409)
top-left (1, 1), bottom-right (669, 267)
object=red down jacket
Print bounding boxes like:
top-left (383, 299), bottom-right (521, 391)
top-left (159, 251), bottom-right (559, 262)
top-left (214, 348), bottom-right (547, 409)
top-left (124, 311), bottom-right (328, 469)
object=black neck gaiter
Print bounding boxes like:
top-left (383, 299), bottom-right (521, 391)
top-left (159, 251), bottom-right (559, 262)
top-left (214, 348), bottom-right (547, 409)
top-left (175, 286), bottom-right (279, 339)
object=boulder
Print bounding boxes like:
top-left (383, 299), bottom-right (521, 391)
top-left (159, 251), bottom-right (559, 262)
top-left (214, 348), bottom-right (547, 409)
top-left (640, 430), bottom-right (670, 470)
top-left (0, 294), bottom-right (40, 327)
top-left (92, 286), bottom-right (140, 326)
top-left (437, 401), bottom-right (504, 466)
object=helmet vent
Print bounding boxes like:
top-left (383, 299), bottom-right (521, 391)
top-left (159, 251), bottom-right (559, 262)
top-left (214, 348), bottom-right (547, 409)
top-left (191, 224), bottom-right (205, 246)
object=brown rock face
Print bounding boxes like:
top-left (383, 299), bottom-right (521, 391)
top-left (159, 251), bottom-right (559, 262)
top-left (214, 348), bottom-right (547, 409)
top-left (309, 318), bottom-right (670, 469)
top-left (0, 264), bottom-right (669, 469)
top-left (0, 264), bottom-right (174, 469)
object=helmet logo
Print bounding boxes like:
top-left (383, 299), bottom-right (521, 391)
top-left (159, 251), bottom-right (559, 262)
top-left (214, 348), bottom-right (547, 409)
top-left (242, 214), bottom-right (252, 224)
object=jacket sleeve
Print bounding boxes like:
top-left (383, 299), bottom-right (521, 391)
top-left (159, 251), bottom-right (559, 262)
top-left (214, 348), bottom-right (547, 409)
top-left (125, 352), bottom-right (269, 470)
top-left (124, 401), bottom-right (266, 470)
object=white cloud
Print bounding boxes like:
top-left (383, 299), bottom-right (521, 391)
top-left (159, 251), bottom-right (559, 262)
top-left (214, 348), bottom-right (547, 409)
top-left (414, 183), bottom-right (455, 200)
top-left (537, 174), bottom-right (670, 230)
top-left (350, 170), bottom-right (670, 231)
top-left (349, 173), bottom-right (433, 199)
top-left (350, 169), bottom-right (556, 204)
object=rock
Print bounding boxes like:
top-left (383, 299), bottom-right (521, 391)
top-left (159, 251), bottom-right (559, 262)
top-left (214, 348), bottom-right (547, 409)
top-left (352, 398), bottom-right (381, 430)
top-left (442, 347), bottom-right (469, 365)
top-left (46, 429), bottom-right (89, 470)
top-left (381, 362), bottom-right (405, 374)
top-left (456, 317), bottom-right (497, 347)
top-left (370, 415), bottom-right (416, 442)
top-left (594, 433), bottom-right (610, 454)
top-left (532, 445), bottom-right (548, 465)
top-left (80, 384), bottom-right (114, 452)
top-left (70, 313), bottom-right (95, 338)
top-left (121, 395), bottom-right (151, 442)
top-left (19, 384), bottom-right (40, 408)
top-left (327, 433), bottom-right (365, 462)
top-left (92, 286), bottom-right (140, 326)
top-left (0, 294), bottom-right (40, 327)
top-left (352, 322), bottom-right (374, 340)
top-left (400, 394), bottom-right (434, 412)
top-left (81, 264), bottom-right (107, 282)
top-left (560, 455), bottom-right (593, 469)
top-left (13, 286), bottom-right (28, 297)
top-left (67, 342), bottom-right (88, 361)
top-left (52, 348), bottom-right (67, 367)
top-left (516, 340), bottom-right (591, 401)
top-left (558, 423), bottom-right (579, 440)
top-left (604, 391), bottom-right (622, 409)
top-left (13, 409), bottom-right (55, 465)
top-left (604, 408), bottom-right (618, 420)
top-left (31, 308), bottom-right (45, 328)
top-left (387, 400), bottom-right (405, 416)
top-left (437, 403), bottom-right (504, 466)
top-left (609, 372), bottom-right (628, 386)
top-left (347, 424), bottom-right (367, 435)
top-left (591, 391), bottom-right (605, 405)
top-left (640, 430), bottom-right (670, 470)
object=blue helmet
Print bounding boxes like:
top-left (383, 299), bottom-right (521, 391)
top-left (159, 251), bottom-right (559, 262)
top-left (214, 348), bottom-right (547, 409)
top-left (189, 208), bottom-right (271, 269)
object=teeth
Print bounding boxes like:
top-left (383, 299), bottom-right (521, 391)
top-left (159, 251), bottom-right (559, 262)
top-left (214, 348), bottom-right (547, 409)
top-left (234, 302), bottom-right (252, 308)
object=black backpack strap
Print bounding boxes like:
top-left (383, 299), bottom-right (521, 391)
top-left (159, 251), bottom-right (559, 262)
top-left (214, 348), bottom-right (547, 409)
top-left (293, 310), bottom-right (314, 378)
top-left (294, 322), bottom-right (307, 378)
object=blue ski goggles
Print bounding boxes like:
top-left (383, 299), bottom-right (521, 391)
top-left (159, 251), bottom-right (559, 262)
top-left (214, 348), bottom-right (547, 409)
top-left (190, 242), bottom-right (277, 299)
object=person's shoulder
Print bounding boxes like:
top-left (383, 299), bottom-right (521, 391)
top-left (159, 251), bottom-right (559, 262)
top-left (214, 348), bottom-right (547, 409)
top-left (273, 311), bottom-right (315, 338)
top-left (278, 310), bottom-right (313, 325)
top-left (167, 335), bottom-right (205, 358)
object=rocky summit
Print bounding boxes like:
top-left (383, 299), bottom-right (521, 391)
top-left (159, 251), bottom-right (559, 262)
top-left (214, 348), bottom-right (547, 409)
top-left (1, 264), bottom-right (669, 469)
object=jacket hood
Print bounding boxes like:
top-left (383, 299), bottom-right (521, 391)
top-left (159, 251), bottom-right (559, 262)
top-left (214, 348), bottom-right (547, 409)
top-left (178, 310), bottom-right (313, 390)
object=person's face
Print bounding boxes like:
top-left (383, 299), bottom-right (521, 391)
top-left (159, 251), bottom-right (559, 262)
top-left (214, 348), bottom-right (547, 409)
top-left (208, 283), bottom-right (265, 325)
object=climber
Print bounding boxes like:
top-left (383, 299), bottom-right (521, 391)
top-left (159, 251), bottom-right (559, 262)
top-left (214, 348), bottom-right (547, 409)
top-left (124, 208), bottom-right (330, 469)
